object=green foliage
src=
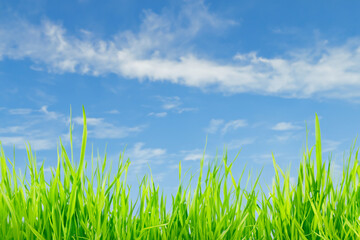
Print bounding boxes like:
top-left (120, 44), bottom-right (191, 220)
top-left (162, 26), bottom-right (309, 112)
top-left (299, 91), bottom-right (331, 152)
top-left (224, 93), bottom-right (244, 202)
top-left (0, 110), bottom-right (360, 239)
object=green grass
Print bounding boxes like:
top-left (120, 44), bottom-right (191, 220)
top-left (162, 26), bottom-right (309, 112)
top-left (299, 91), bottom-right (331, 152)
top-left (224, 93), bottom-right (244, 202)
top-left (1, 108), bottom-right (360, 239)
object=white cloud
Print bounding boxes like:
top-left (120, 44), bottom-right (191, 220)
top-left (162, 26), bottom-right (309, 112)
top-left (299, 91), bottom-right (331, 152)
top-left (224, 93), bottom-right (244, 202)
top-left (8, 108), bottom-right (33, 115)
top-left (73, 116), bottom-right (104, 126)
top-left (181, 149), bottom-right (209, 161)
top-left (250, 153), bottom-right (283, 164)
top-left (184, 153), bottom-right (204, 161)
top-left (148, 112), bottom-right (167, 117)
top-left (30, 65), bottom-right (44, 71)
top-left (205, 118), bottom-right (247, 134)
top-left (152, 172), bottom-right (166, 182)
top-left (94, 125), bottom-right (143, 139)
top-left (272, 122), bottom-right (302, 131)
top-left (271, 26), bottom-right (300, 35)
top-left (221, 119), bottom-right (247, 134)
top-left (1, 3), bottom-right (360, 99)
top-left (177, 107), bottom-right (197, 114)
top-left (39, 106), bottom-right (61, 120)
top-left (163, 102), bottom-right (181, 110)
top-left (7, 106), bottom-right (62, 120)
top-left (155, 96), bottom-right (196, 115)
top-left (126, 142), bottom-right (167, 173)
top-left (106, 109), bottom-right (120, 114)
top-left (225, 138), bottom-right (255, 150)
top-left (128, 142), bottom-right (166, 161)
top-left (73, 116), bottom-right (144, 139)
top-left (0, 107), bottom-right (67, 150)
top-left (205, 119), bottom-right (224, 134)
top-left (30, 89), bottom-right (57, 105)
top-left (273, 133), bottom-right (294, 142)
top-left (0, 126), bottom-right (25, 134)
top-left (323, 139), bottom-right (342, 153)
top-left (168, 163), bottom-right (179, 170)
top-left (0, 136), bottom-right (55, 150)
top-left (158, 96), bottom-right (182, 110)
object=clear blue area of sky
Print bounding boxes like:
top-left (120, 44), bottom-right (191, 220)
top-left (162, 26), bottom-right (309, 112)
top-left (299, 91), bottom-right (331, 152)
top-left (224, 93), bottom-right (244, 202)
top-left (1, 0), bottom-right (360, 192)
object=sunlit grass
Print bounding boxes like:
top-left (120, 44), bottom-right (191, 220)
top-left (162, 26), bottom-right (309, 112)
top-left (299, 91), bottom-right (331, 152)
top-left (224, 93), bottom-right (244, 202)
top-left (1, 108), bottom-right (359, 239)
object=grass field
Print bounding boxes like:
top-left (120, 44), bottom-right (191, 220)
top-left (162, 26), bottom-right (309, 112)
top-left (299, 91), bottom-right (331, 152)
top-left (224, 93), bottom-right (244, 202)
top-left (0, 108), bottom-right (359, 239)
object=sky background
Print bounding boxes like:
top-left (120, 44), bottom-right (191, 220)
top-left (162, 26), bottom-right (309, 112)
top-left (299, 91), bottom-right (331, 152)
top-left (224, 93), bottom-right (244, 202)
top-left (1, 0), bottom-right (360, 194)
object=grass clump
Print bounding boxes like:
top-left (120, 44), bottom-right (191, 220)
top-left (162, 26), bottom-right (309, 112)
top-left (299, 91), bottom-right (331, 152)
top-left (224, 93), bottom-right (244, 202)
top-left (1, 108), bottom-right (360, 239)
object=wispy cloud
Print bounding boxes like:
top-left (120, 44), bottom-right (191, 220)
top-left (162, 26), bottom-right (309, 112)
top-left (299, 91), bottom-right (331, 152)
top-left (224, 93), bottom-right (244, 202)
top-left (1, 2), bottom-right (360, 99)
top-left (0, 126), bottom-right (26, 134)
top-left (160, 96), bottom-right (182, 110)
top-left (128, 142), bottom-right (166, 161)
top-left (273, 133), bottom-right (296, 142)
top-left (8, 108), bottom-right (33, 115)
top-left (125, 142), bottom-right (167, 173)
top-left (271, 122), bottom-right (302, 131)
top-left (177, 107), bottom-right (197, 114)
top-left (154, 96), bottom-right (197, 115)
top-left (106, 109), bottom-right (120, 114)
top-left (0, 106), bottom-right (67, 150)
top-left (28, 89), bottom-right (57, 105)
top-left (7, 106), bottom-right (64, 121)
top-left (323, 139), bottom-right (342, 153)
top-left (93, 125), bottom-right (144, 139)
top-left (1, 107), bottom-right (143, 150)
top-left (73, 116), bottom-right (144, 139)
top-left (73, 117), bottom-right (104, 126)
top-left (225, 138), bottom-right (255, 150)
top-left (271, 26), bottom-right (300, 35)
top-left (250, 153), bottom-right (274, 164)
top-left (40, 106), bottom-right (62, 120)
top-left (181, 148), bottom-right (209, 161)
top-left (250, 153), bottom-right (283, 165)
top-left (205, 118), bottom-right (247, 134)
top-left (0, 136), bottom-right (55, 150)
top-left (148, 112), bottom-right (167, 118)
top-left (205, 119), bottom-right (224, 134)
top-left (221, 119), bottom-right (247, 135)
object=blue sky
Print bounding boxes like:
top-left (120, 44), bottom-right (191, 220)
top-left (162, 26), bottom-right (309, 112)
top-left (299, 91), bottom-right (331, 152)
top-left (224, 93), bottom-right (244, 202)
top-left (1, 0), bottom-right (360, 192)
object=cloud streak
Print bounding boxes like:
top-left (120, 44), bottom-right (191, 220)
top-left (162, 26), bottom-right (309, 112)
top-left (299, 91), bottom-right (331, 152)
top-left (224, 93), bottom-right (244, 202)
top-left (221, 119), bottom-right (247, 135)
top-left (205, 119), bottom-right (224, 134)
top-left (0, 136), bottom-right (55, 150)
top-left (1, 3), bottom-right (360, 99)
top-left (125, 142), bottom-right (167, 173)
top-left (180, 148), bottom-right (209, 161)
top-left (271, 122), bottom-right (302, 131)
top-left (148, 112), bottom-right (167, 118)
top-left (73, 116), bottom-right (144, 139)
top-left (0, 106), bottom-right (67, 150)
top-left (205, 118), bottom-right (247, 135)
top-left (225, 138), bottom-right (255, 150)
top-left (154, 96), bottom-right (197, 116)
